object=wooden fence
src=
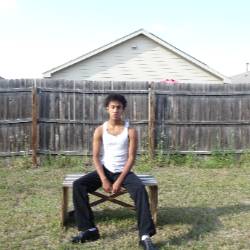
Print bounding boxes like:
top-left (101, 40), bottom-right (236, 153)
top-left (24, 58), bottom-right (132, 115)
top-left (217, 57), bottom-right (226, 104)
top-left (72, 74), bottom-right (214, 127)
top-left (153, 82), bottom-right (250, 154)
top-left (1, 79), bottom-right (250, 165)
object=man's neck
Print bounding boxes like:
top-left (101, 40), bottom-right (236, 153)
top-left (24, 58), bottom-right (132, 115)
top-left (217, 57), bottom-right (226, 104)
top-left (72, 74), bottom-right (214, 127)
top-left (108, 119), bottom-right (123, 126)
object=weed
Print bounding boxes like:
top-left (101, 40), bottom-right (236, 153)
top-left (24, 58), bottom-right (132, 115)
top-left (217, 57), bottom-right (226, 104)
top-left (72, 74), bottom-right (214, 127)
top-left (200, 150), bottom-right (236, 169)
top-left (238, 150), bottom-right (250, 167)
top-left (135, 152), bottom-right (154, 172)
top-left (183, 153), bottom-right (202, 168)
top-left (0, 155), bottom-right (33, 169)
top-left (41, 155), bottom-right (88, 170)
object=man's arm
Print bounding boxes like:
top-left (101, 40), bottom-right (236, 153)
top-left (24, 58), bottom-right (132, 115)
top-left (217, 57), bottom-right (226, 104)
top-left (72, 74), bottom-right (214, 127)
top-left (112, 127), bottom-right (138, 193)
top-left (92, 126), bottom-right (112, 193)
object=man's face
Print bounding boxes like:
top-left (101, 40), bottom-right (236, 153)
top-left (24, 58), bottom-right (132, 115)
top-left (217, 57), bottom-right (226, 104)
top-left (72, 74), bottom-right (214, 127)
top-left (106, 100), bottom-right (124, 120)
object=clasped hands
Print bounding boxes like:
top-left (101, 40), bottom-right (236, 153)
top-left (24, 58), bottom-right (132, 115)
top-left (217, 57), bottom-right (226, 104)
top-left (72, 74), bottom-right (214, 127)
top-left (102, 179), bottom-right (122, 194)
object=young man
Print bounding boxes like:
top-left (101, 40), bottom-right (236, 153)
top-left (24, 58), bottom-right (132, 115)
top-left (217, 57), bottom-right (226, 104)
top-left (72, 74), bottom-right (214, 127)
top-left (72, 94), bottom-right (156, 250)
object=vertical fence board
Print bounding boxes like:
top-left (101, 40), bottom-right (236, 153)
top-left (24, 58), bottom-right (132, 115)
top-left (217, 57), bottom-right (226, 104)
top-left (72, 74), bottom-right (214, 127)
top-left (148, 86), bottom-right (155, 158)
top-left (32, 86), bottom-right (38, 166)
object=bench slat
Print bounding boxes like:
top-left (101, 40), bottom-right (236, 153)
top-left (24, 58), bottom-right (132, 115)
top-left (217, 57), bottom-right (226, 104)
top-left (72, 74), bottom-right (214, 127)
top-left (64, 177), bottom-right (156, 181)
top-left (63, 173), bottom-right (157, 187)
top-left (65, 174), bottom-right (155, 178)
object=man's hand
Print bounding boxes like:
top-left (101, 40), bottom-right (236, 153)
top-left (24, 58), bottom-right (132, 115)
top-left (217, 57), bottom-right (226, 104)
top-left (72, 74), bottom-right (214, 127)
top-left (102, 179), bottom-right (112, 193)
top-left (112, 180), bottom-right (122, 194)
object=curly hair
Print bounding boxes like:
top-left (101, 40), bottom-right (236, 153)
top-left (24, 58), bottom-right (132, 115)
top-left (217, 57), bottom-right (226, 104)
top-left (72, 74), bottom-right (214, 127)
top-left (104, 94), bottom-right (127, 109)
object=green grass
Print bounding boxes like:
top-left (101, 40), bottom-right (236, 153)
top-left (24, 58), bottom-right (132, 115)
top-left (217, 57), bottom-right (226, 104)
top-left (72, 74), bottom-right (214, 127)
top-left (1, 154), bottom-right (250, 249)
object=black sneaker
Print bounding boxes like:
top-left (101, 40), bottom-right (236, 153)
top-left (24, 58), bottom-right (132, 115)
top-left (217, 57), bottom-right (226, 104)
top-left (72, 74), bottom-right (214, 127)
top-left (139, 237), bottom-right (157, 250)
top-left (71, 229), bottom-right (100, 243)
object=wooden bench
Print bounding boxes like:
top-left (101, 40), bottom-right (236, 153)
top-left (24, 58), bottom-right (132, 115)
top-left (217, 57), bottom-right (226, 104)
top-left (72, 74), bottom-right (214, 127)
top-left (62, 173), bottom-right (158, 227)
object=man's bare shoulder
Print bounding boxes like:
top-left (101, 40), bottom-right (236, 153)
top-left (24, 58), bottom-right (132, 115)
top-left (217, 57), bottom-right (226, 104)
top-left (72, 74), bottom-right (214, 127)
top-left (128, 127), bottom-right (137, 137)
top-left (94, 125), bottom-right (103, 137)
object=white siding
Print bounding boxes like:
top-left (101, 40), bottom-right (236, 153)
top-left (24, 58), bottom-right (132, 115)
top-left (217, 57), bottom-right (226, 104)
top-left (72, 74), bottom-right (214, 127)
top-left (51, 35), bottom-right (222, 83)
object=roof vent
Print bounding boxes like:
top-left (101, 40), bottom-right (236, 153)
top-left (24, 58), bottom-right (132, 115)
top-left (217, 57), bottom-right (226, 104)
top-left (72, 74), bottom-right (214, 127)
top-left (131, 45), bottom-right (137, 50)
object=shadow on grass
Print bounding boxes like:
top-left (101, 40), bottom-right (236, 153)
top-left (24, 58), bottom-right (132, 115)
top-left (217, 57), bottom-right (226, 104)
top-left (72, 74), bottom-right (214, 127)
top-left (64, 204), bottom-right (250, 247)
top-left (156, 203), bottom-right (250, 247)
top-left (65, 208), bottom-right (136, 227)
top-left (65, 208), bottom-right (138, 240)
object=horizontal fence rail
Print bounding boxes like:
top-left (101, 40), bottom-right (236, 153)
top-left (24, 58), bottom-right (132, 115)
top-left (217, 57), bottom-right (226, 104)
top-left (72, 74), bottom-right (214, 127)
top-left (1, 79), bottom-right (250, 165)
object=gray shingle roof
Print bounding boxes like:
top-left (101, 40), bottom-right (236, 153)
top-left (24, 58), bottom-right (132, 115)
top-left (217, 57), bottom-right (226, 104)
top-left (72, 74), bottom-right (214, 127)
top-left (231, 72), bottom-right (250, 83)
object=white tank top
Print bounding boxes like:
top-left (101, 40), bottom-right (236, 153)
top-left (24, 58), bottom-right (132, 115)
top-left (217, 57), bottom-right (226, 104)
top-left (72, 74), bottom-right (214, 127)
top-left (100, 121), bottom-right (129, 173)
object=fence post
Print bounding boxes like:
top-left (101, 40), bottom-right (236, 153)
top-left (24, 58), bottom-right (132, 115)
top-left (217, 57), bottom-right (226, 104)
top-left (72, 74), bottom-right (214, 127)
top-left (148, 83), bottom-right (155, 159)
top-left (32, 85), bottom-right (38, 167)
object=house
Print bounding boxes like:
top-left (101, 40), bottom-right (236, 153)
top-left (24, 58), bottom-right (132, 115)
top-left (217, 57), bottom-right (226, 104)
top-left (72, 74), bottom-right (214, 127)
top-left (43, 29), bottom-right (228, 83)
top-left (231, 64), bottom-right (250, 83)
top-left (231, 72), bottom-right (250, 83)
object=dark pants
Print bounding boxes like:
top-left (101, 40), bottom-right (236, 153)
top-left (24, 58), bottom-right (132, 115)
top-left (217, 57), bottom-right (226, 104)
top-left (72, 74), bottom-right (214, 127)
top-left (72, 167), bottom-right (156, 237)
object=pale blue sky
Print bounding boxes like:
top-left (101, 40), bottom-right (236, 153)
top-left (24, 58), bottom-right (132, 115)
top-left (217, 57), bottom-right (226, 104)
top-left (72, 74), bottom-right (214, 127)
top-left (0, 0), bottom-right (249, 78)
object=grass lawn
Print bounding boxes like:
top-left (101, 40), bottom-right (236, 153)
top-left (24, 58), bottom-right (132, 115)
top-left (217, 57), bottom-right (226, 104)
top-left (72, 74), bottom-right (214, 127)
top-left (1, 156), bottom-right (250, 249)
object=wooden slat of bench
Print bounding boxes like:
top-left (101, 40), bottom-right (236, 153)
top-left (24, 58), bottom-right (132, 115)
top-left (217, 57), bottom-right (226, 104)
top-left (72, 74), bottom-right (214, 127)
top-left (62, 181), bottom-right (157, 187)
top-left (63, 173), bottom-right (157, 187)
top-left (64, 174), bottom-right (156, 179)
top-left (63, 178), bottom-right (157, 183)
